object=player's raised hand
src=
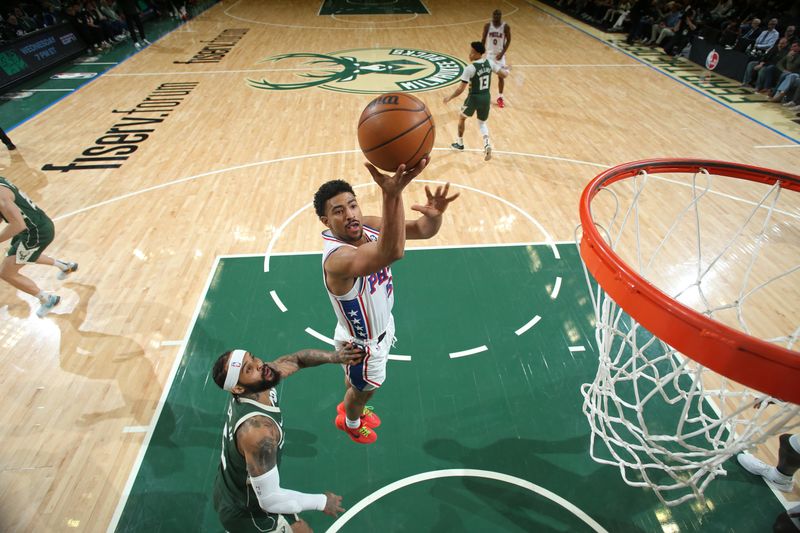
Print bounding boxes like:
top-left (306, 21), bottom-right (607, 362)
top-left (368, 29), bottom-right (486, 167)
top-left (365, 156), bottom-right (430, 195)
top-left (335, 342), bottom-right (365, 365)
top-left (411, 183), bottom-right (460, 217)
top-left (323, 492), bottom-right (345, 517)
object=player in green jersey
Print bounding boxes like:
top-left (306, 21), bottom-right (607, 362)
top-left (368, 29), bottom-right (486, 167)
top-left (0, 176), bottom-right (78, 317)
top-left (211, 343), bottom-right (364, 532)
top-left (443, 41), bottom-right (509, 161)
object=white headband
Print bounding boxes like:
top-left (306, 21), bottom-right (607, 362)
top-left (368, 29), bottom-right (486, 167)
top-left (223, 349), bottom-right (247, 392)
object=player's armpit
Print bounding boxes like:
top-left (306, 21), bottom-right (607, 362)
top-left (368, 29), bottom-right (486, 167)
top-left (238, 416), bottom-right (281, 476)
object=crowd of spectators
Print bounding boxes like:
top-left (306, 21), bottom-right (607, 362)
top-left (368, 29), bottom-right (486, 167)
top-left (550, 0), bottom-right (800, 114)
top-left (0, 1), bottom-right (193, 53)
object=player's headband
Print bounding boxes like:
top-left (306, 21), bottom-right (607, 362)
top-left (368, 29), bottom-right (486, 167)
top-left (223, 349), bottom-right (247, 392)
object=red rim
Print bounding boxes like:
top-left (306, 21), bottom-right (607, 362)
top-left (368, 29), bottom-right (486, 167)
top-left (579, 159), bottom-right (800, 404)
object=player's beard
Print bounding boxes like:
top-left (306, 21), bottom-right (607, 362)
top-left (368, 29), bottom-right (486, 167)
top-left (241, 363), bottom-right (282, 394)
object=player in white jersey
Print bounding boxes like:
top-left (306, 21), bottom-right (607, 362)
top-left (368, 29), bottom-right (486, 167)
top-left (482, 9), bottom-right (512, 108)
top-left (313, 157), bottom-right (459, 444)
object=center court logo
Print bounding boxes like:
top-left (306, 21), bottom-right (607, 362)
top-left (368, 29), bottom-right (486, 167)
top-left (247, 48), bottom-right (465, 94)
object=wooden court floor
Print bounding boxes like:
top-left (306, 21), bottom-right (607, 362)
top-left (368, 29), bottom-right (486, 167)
top-left (0, 1), bottom-right (798, 531)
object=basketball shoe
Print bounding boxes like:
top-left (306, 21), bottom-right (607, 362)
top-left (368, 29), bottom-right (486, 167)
top-left (57, 262), bottom-right (78, 280)
top-left (37, 294), bottom-right (61, 318)
top-left (335, 414), bottom-right (377, 444)
top-left (737, 453), bottom-right (794, 492)
top-left (336, 402), bottom-right (381, 428)
top-left (451, 142), bottom-right (464, 151)
top-left (497, 96), bottom-right (505, 108)
top-left (484, 141), bottom-right (492, 161)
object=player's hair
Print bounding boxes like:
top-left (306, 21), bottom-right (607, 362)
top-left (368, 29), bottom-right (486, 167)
top-left (211, 351), bottom-right (232, 390)
top-left (471, 41), bottom-right (486, 55)
top-left (313, 179), bottom-right (355, 217)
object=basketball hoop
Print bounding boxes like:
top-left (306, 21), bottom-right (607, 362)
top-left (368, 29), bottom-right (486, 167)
top-left (577, 159), bottom-right (800, 506)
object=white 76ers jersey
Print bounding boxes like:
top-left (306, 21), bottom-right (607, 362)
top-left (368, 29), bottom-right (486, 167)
top-left (486, 22), bottom-right (507, 55)
top-left (322, 225), bottom-right (394, 341)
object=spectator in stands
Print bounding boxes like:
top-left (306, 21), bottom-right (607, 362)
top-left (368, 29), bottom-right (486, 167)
top-left (743, 37), bottom-right (788, 88)
top-left (602, 0), bottom-right (631, 31)
top-left (770, 41), bottom-right (800, 102)
top-left (647, 1), bottom-right (682, 47)
top-left (626, 0), bottom-right (660, 44)
top-left (85, 0), bottom-right (125, 41)
top-left (718, 20), bottom-right (740, 47)
top-left (733, 17), bottom-right (762, 52)
top-left (779, 76), bottom-right (800, 112)
top-left (755, 37), bottom-right (791, 93)
top-left (783, 25), bottom-right (796, 44)
top-left (118, 0), bottom-right (150, 49)
top-left (662, 4), bottom-right (697, 56)
top-left (751, 18), bottom-right (780, 56)
top-left (708, 0), bottom-right (733, 23)
top-left (64, 3), bottom-right (108, 54)
top-left (13, 7), bottom-right (38, 34)
top-left (3, 15), bottom-right (27, 39)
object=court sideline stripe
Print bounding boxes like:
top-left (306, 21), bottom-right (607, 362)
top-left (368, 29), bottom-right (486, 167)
top-left (524, 0), bottom-right (800, 146)
top-left (107, 255), bottom-right (222, 533)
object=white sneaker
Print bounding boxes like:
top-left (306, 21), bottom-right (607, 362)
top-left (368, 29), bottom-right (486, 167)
top-left (484, 142), bottom-right (492, 161)
top-left (134, 41), bottom-right (142, 49)
top-left (36, 294), bottom-right (61, 318)
top-left (737, 454), bottom-right (794, 492)
top-left (57, 262), bottom-right (78, 280)
top-left (143, 39), bottom-right (152, 45)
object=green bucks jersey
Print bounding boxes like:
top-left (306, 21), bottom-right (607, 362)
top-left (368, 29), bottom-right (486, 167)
top-left (463, 59), bottom-right (493, 96)
top-left (214, 391), bottom-right (284, 517)
top-left (0, 176), bottom-right (51, 230)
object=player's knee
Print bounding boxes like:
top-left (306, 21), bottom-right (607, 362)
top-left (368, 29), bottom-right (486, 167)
top-left (478, 120), bottom-right (489, 136)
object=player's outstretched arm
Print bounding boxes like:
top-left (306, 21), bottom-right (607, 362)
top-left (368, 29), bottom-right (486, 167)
top-left (272, 343), bottom-right (365, 378)
top-left (326, 158), bottom-right (430, 280)
top-left (407, 183), bottom-right (460, 239)
top-left (239, 416), bottom-right (344, 516)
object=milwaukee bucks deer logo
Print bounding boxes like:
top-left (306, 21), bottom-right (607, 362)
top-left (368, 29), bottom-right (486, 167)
top-left (247, 48), bottom-right (465, 94)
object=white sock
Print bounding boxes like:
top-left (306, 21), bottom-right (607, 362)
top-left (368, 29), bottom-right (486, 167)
top-left (36, 291), bottom-right (49, 303)
top-left (499, 93), bottom-right (504, 98)
top-left (345, 416), bottom-right (360, 429)
top-left (456, 137), bottom-right (463, 145)
top-left (790, 434), bottom-right (800, 454)
top-left (54, 259), bottom-right (69, 271)
top-left (483, 135), bottom-right (490, 145)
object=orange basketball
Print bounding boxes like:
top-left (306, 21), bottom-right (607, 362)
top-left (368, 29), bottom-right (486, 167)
top-left (357, 93), bottom-right (435, 172)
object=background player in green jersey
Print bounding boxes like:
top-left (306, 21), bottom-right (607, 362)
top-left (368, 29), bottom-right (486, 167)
top-left (443, 41), bottom-right (509, 161)
top-left (0, 176), bottom-right (77, 317)
top-left (211, 343), bottom-right (364, 532)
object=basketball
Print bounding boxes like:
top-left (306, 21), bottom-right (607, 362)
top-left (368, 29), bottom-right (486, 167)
top-left (357, 93), bottom-right (435, 172)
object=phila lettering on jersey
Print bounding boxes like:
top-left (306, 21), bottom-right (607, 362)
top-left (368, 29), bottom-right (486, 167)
top-left (322, 225), bottom-right (394, 342)
top-left (486, 22), bottom-right (507, 55)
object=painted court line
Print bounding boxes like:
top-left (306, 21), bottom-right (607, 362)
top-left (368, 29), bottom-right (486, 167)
top-left (122, 426), bottom-right (149, 433)
top-left (305, 327), bottom-right (334, 345)
top-left (327, 469), bottom-right (609, 533)
top-left (569, 346), bottom-right (586, 352)
top-left (754, 144), bottom-right (800, 149)
top-left (107, 256), bottom-right (222, 533)
top-left (28, 88), bottom-right (74, 92)
top-left (551, 276), bottom-right (562, 299)
top-left (388, 354), bottom-right (412, 361)
top-left (513, 63), bottom-right (645, 68)
top-left (449, 345), bottom-right (488, 359)
top-left (159, 340), bottom-right (183, 347)
top-left (269, 290), bottom-right (287, 312)
top-left (515, 315), bottom-right (542, 336)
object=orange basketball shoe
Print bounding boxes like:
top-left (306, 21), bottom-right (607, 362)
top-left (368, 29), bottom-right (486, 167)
top-left (336, 402), bottom-right (381, 428)
top-left (335, 414), bottom-right (378, 444)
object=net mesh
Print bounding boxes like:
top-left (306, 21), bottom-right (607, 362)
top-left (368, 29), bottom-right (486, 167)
top-left (579, 166), bottom-right (800, 506)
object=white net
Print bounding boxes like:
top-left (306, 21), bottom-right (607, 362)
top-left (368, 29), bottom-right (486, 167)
top-left (579, 165), bottom-right (800, 506)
